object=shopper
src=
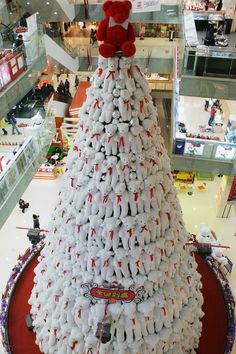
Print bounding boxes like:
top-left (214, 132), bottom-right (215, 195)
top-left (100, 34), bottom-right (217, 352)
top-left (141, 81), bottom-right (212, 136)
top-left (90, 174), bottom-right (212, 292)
top-left (75, 75), bottom-right (80, 88)
top-left (208, 104), bottom-right (216, 126)
top-left (41, 83), bottom-right (49, 100)
top-left (216, 0), bottom-right (223, 11)
top-left (65, 79), bottom-right (70, 91)
top-left (14, 34), bottom-right (24, 48)
top-left (90, 28), bottom-right (94, 44)
top-left (33, 214), bottom-right (40, 229)
top-left (204, 0), bottom-right (209, 11)
top-left (92, 30), bottom-right (97, 45)
top-left (0, 117), bottom-right (8, 135)
top-left (19, 199), bottom-right (29, 213)
top-left (9, 112), bottom-right (22, 135)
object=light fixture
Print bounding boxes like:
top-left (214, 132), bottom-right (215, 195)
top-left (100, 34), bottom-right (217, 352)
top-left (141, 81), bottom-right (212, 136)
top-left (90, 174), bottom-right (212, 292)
top-left (46, 1), bottom-right (50, 4)
top-left (26, 2), bottom-right (30, 4)
top-left (54, 11), bottom-right (57, 14)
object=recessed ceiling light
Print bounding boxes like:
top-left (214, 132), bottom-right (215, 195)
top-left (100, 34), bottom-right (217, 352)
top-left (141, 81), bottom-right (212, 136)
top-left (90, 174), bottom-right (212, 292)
top-left (26, 2), bottom-right (30, 4)
top-left (54, 11), bottom-right (57, 14)
top-left (46, 1), bottom-right (50, 4)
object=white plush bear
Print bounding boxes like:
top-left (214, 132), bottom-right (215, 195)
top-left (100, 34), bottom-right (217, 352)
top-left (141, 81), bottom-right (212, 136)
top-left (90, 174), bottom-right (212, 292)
top-left (133, 88), bottom-right (146, 121)
top-left (103, 57), bottom-right (119, 93)
top-left (81, 147), bottom-right (95, 175)
top-left (129, 246), bottom-right (145, 277)
top-left (85, 180), bottom-right (98, 216)
top-left (88, 215), bottom-right (103, 249)
top-left (119, 216), bottom-right (136, 250)
top-left (92, 56), bottom-right (108, 88)
top-left (104, 156), bottom-right (119, 188)
top-left (114, 248), bottom-right (130, 279)
top-left (113, 182), bottom-right (129, 219)
top-left (103, 217), bottom-right (121, 250)
top-left (87, 245), bottom-right (101, 276)
top-left (99, 93), bottom-right (114, 123)
top-left (89, 89), bottom-right (104, 122)
top-left (90, 121), bottom-right (103, 152)
top-left (99, 248), bottom-right (113, 281)
top-left (135, 213), bottom-right (151, 246)
top-left (144, 243), bottom-right (156, 273)
top-left (146, 146), bottom-right (158, 174)
top-left (119, 57), bottom-right (135, 93)
top-left (101, 123), bottom-right (118, 156)
top-left (130, 61), bottom-right (150, 94)
top-left (117, 153), bottom-right (132, 183)
top-left (134, 152), bottom-right (147, 181)
top-left (149, 210), bottom-right (161, 241)
top-left (118, 90), bottom-right (132, 122)
top-left (129, 120), bottom-right (143, 154)
top-left (144, 175), bottom-right (158, 211)
top-left (117, 123), bottom-right (131, 154)
top-left (127, 180), bottom-right (143, 216)
top-left (98, 182), bottom-right (113, 219)
top-left (140, 119), bottom-right (155, 149)
top-left (93, 152), bottom-right (105, 183)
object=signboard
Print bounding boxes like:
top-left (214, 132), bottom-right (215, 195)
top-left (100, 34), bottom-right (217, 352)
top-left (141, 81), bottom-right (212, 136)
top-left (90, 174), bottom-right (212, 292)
top-left (132, 0), bottom-right (161, 13)
top-left (227, 175), bottom-right (236, 203)
top-left (90, 287), bottom-right (135, 302)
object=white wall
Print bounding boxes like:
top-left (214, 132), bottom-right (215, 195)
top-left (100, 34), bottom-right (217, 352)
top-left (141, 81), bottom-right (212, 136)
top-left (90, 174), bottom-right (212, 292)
top-left (57, 0), bottom-right (75, 21)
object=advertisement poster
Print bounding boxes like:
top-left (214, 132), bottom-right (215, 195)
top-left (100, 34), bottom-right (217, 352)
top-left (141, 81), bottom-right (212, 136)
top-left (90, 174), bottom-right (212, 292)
top-left (0, 62), bottom-right (11, 88)
top-left (227, 175), bottom-right (236, 203)
top-left (132, 0), bottom-right (161, 13)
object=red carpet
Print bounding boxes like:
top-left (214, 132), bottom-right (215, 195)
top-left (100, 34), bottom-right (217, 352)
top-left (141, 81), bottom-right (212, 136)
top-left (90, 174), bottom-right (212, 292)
top-left (6, 254), bottom-right (228, 354)
top-left (7, 256), bottom-right (41, 354)
top-left (195, 253), bottom-right (228, 354)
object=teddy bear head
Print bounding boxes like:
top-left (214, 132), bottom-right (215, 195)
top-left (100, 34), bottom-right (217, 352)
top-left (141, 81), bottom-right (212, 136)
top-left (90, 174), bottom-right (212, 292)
top-left (136, 153), bottom-right (145, 163)
top-left (119, 57), bottom-right (132, 69)
top-left (134, 88), bottom-right (144, 99)
top-left (99, 181), bottom-right (112, 195)
top-left (92, 121), bottom-right (104, 133)
top-left (107, 57), bottom-right (119, 70)
top-left (144, 175), bottom-right (156, 189)
top-left (117, 122), bottom-right (129, 133)
top-left (107, 155), bottom-right (118, 167)
top-left (102, 92), bottom-right (113, 103)
top-left (105, 123), bottom-right (117, 135)
top-left (120, 89), bottom-right (131, 100)
top-left (127, 180), bottom-right (141, 193)
top-left (136, 213), bottom-right (147, 227)
top-left (76, 173), bottom-right (90, 186)
top-left (98, 55), bottom-right (108, 69)
top-left (115, 247), bottom-right (127, 259)
top-left (102, 1), bottom-right (132, 24)
top-left (104, 216), bottom-right (121, 228)
top-left (114, 182), bottom-right (126, 194)
top-left (119, 152), bottom-right (132, 164)
top-left (142, 118), bottom-right (154, 131)
top-left (94, 152), bottom-right (105, 163)
top-left (121, 215), bottom-right (136, 229)
top-left (87, 179), bottom-right (97, 193)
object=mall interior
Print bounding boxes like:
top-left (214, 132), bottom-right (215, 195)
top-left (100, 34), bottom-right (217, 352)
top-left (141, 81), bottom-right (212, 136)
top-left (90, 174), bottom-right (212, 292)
top-left (0, 0), bottom-right (236, 353)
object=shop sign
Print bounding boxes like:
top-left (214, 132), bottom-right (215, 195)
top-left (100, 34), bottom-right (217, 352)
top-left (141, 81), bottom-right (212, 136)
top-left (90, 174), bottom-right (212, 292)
top-left (90, 287), bottom-right (135, 302)
top-left (227, 175), bottom-right (236, 203)
top-left (132, 0), bottom-right (161, 13)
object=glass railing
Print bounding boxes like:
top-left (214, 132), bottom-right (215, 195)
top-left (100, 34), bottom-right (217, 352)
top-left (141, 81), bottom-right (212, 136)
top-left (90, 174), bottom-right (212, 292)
top-left (44, 27), bottom-right (78, 58)
top-left (183, 46), bottom-right (236, 78)
top-left (0, 116), bottom-right (55, 230)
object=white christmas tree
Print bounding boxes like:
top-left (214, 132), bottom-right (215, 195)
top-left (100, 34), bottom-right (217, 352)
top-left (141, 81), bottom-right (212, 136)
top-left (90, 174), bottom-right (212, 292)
top-left (29, 54), bottom-right (204, 354)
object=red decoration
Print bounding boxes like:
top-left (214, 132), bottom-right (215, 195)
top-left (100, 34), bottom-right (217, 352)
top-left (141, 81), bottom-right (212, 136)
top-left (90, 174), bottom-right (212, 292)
top-left (96, 1), bottom-right (136, 58)
top-left (90, 287), bottom-right (135, 301)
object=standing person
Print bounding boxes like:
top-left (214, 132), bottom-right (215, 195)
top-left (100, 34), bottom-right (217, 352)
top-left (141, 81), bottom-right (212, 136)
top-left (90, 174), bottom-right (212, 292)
top-left (216, 0), bottom-right (223, 11)
top-left (65, 78), bottom-right (70, 92)
top-left (33, 214), bottom-right (40, 229)
top-left (208, 104), bottom-right (216, 126)
top-left (75, 75), bottom-right (80, 88)
top-left (9, 112), bottom-right (22, 135)
top-left (14, 34), bottom-right (24, 48)
top-left (92, 29), bottom-right (97, 45)
top-left (90, 28), bottom-right (94, 44)
top-left (0, 117), bottom-right (8, 135)
top-left (19, 199), bottom-right (29, 213)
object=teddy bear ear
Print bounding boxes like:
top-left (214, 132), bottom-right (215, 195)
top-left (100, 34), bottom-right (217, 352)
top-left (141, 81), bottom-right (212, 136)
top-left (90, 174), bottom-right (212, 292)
top-left (124, 0), bottom-right (132, 9)
top-left (103, 0), bottom-right (112, 12)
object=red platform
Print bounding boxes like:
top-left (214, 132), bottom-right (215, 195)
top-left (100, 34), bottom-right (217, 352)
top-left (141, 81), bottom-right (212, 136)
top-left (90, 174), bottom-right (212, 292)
top-left (6, 253), bottom-right (228, 354)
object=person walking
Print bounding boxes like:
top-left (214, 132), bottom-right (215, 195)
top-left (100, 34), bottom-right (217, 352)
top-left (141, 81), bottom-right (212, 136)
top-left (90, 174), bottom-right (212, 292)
top-left (14, 34), bottom-right (24, 48)
top-left (208, 104), bottom-right (216, 126)
top-left (0, 117), bottom-right (8, 135)
top-left (33, 214), bottom-right (40, 229)
top-left (19, 199), bottom-right (29, 213)
top-left (9, 112), bottom-right (22, 135)
top-left (65, 79), bottom-right (70, 91)
top-left (90, 28), bottom-right (94, 44)
top-left (75, 75), bottom-right (80, 88)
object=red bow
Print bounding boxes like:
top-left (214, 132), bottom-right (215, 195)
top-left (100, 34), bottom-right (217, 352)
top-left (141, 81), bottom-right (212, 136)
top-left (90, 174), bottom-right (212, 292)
top-left (150, 254), bottom-right (154, 262)
top-left (98, 68), bottom-right (103, 77)
top-left (55, 295), bottom-right (60, 302)
top-left (106, 70), bottom-right (115, 80)
top-left (124, 99), bottom-right (130, 110)
top-left (140, 162), bottom-right (144, 167)
top-left (136, 65), bottom-right (143, 77)
top-left (117, 195), bottom-right (122, 203)
top-left (73, 146), bottom-right (78, 151)
top-left (103, 194), bottom-right (109, 203)
top-left (118, 261), bottom-right (122, 267)
top-left (127, 229), bottom-right (133, 237)
top-left (150, 187), bottom-right (155, 198)
top-left (146, 130), bottom-right (153, 138)
top-left (162, 307), bottom-right (166, 316)
top-left (93, 99), bottom-right (100, 109)
top-left (108, 135), bottom-right (113, 143)
top-left (133, 192), bottom-right (139, 201)
top-left (141, 225), bottom-right (148, 232)
top-left (135, 260), bottom-right (140, 268)
top-left (119, 136), bottom-right (124, 147)
top-left (160, 248), bottom-right (164, 256)
top-left (150, 158), bottom-right (157, 166)
top-left (91, 228), bottom-right (96, 236)
top-left (61, 210), bottom-right (65, 217)
top-left (85, 158), bottom-right (88, 164)
top-left (109, 230), bottom-right (114, 240)
top-left (108, 166), bottom-right (112, 175)
top-left (166, 212), bottom-right (170, 221)
top-left (140, 100), bottom-right (144, 112)
top-left (77, 224), bottom-right (81, 233)
top-left (67, 246), bottom-right (71, 253)
top-left (127, 69), bottom-right (132, 78)
top-left (122, 165), bottom-right (131, 171)
top-left (94, 163), bottom-right (99, 171)
top-left (88, 193), bottom-right (92, 202)
top-left (92, 259), bottom-right (96, 268)
top-left (92, 133), bottom-right (100, 141)
top-left (66, 218), bottom-right (71, 224)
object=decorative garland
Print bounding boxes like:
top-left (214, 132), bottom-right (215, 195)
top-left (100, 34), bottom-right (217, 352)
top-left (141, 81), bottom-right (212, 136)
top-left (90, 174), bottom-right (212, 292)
top-left (0, 237), bottom-right (45, 353)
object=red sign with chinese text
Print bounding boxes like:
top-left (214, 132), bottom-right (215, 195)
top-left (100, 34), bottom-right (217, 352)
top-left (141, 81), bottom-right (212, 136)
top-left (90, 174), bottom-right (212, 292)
top-left (90, 288), bottom-right (135, 302)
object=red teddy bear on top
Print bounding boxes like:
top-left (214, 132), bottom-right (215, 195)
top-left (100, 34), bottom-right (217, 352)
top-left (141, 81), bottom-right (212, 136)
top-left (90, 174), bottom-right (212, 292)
top-left (96, 0), bottom-right (136, 58)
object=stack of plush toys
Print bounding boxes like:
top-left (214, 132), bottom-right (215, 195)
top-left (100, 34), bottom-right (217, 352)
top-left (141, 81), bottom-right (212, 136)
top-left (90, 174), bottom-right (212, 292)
top-left (29, 1), bottom-right (204, 353)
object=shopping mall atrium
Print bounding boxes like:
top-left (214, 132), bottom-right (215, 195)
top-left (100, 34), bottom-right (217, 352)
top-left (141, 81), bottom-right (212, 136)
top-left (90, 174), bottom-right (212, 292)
top-left (0, 0), bottom-right (236, 353)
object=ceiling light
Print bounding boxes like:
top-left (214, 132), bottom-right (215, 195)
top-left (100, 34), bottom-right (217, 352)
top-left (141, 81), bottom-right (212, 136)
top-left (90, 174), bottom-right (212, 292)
top-left (54, 11), bottom-right (57, 14)
top-left (46, 1), bottom-right (50, 4)
top-left (27, 2), bottom-right (30, 4)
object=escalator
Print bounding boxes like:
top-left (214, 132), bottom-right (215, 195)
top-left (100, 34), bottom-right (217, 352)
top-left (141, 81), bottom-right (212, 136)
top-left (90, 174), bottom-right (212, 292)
top-left (155, 98), bottom-right (172, 153)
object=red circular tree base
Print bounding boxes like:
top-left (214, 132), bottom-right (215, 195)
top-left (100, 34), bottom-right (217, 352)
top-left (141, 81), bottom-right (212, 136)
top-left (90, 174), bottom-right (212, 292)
top-left (6, 254), bottom-right (228, 354)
